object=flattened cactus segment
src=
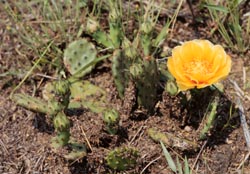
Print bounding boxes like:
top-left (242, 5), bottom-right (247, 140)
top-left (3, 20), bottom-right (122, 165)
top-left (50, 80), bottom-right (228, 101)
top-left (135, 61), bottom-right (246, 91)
top-left (112, 49), bottom-right (130, 98)
top-left (106, 146), bottom-right (139, 171)
top-left (63, 39), bottom-right (97, 78)
top-left (68, 81), bottom-right (107, 113)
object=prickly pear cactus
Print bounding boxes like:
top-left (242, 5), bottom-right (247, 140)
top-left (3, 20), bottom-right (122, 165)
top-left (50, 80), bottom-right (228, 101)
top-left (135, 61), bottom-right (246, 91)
top-left (148, 128), bottom-right (199, 151)
top-left (42, 80), bottom-right (71, 108)
top-left (112, 49), bottom-right (130, 98)
top-left (68, 81), bottom-right (107, 113)
top-left (53, 111), bottom-right (70, 132)
top-left (12, 93), bottom-right (55, 115)
top-left (107, 0), bottom-right (123, 48)
top-left (51, 131), bottom-right (70, 148)
top-left (106, 146), bottom-right (139, 171)
top-left (103, 109), bottom-right (120, 134)
top-left (64, 142), bottom-right (87, 160)
top-left (63, 39), bottom-right (97, 78)
top-left (198, 95), bottom-right (219, 140)
top-left (131, 59), bottom-right (159, 112)
top-left (86, 17), bottom-right (114, 48)
top-left (140, 21), bottom-right (153, 56)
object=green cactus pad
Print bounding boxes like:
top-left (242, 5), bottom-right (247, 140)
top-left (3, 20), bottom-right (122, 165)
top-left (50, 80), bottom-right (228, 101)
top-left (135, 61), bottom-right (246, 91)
top-left (12, 93), bottom-right (55, 115)
top-left (148, 128), bottom-right (199, 151)
top-left (63, 39), bottom-right (97, 78)
top-left (53, 111), bottom-right (70, 132)
top-left (199, 96), bottom-right (219, 140)
top-left (42, 80), bottom-right (71, 108)
top-left (64, 142), bottom-right (87, 160)
top-left (112, 49), bottom-right (130, 98)
top-left (42, 82), bottom-right (56, 101)
top-left (134, 59), bottom-right (159, 112)
top-left (106, 146), bottom-right (139, 171)
top-left (68, 81), bottom-right (107, 113)
top-left (103, 109), bottom-right (120, 134)
top-left (86, 18), bottom-right (114, 48)
top-left (51, 131), bottom-right (70, 148)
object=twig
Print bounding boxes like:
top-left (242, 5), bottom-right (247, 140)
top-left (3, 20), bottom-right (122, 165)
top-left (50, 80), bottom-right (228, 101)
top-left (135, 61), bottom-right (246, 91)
top-left (35, 73), bottom-right (58, 80)
top-left (237, 151), bottom-right (250, 170)
top-left (129, 125), bottom-right (144, 146)
top-left (80, 126), bottom-right (93, 152)
top-left (237, 97), bottom-right (250, 150)
top-left (243, 67), bottom-right (246, 88)
top-left (229, 79), bottom-right (250, 101)
top-left (192, 140), bottom-right (207, 170)
top-left (230, 79), bottom-right (250, 150)
top-left (0, 138), bottom-right (8, 154)
top-left (140, 156), bottom-right (161, 174)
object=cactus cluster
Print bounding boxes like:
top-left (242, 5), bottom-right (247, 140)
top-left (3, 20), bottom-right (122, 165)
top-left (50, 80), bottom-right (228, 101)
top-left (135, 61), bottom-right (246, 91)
top-left (12, 34), bottom-right (121, 160)
top-left (85, 1), bottom-right (173, 112)
top-left (106, 146), bottom-right (139, 171)
top-left (13, 79), bottom-right (72, 148)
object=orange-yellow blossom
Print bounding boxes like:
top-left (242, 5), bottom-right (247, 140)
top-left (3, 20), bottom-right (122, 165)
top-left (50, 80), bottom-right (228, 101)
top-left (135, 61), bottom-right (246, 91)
top-left (167, 40), bottom-right (231, 91)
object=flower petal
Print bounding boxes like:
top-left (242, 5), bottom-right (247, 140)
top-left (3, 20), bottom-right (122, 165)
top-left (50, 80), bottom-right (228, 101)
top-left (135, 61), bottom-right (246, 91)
top-left (167, 39), bottom-right (231, 91)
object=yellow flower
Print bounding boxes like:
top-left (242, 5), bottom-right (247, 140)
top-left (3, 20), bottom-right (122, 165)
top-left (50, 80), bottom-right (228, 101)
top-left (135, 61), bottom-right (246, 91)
top-left (167, 40), bottom-right (231, 91)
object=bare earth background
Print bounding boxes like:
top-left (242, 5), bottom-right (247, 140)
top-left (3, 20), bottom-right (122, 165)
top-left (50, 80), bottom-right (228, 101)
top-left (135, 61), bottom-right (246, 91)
top-left (1, 1), bottom-right (250, 174)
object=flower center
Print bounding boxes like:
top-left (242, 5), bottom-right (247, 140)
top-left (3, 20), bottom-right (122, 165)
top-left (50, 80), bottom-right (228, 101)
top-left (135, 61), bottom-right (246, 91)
top-left (184, 60), bottom-right (212, 75)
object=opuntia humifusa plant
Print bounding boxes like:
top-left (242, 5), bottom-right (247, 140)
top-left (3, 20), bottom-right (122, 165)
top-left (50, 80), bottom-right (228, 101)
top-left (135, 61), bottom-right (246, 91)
top-left (106, 146), bottom-right (139, 171)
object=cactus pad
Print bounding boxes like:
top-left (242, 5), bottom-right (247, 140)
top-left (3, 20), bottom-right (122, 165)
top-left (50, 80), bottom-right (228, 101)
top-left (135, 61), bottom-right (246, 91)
top-left (12, 93), bottom-right (55, 115)
top-left (103, 109), bottom-right (120, 134)
top-left (106, 146), bottom-right (139, 171)
top-left (68, 81), bottom-right (107, 113)
top-left (63, 39), bottom-right (97, 78)
top-left (64, 142), bottom-right (87, 160)
top-left (51, 131), bottom-right (70, 148)
top-left (133, 59), bottom-right (159, 112)
top-left (112, 49), bottom-right (130, 98)
top-left (148, 128), bottom-right (199, 151)
top-left (53, 111), bottom-right (70, 132)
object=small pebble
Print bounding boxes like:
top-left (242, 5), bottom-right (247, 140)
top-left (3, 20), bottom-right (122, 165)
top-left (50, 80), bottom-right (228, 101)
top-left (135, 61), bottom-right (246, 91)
top-left (184, 126), bottom-right (192, 132)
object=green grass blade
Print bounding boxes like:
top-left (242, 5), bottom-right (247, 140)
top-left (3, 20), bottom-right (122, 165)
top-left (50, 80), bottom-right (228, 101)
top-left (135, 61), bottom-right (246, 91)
top-left (176, 156), bottom-right (183, 174)
top-left (184, 156), bottom-right (190, 174)
top-left (160, 141), bottom-right (177, 172)
top-left (204, 4), bottom-right (229, 13)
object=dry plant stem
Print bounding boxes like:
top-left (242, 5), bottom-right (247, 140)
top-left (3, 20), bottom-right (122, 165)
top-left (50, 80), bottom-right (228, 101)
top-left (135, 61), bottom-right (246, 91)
top-left (237, 97), bottom-right (250, 150)
top-left (230, 79), bottom-right (250, 150)
top-left (237, 151), bottom-right (250, 170)
top-left (0, 138), bottom-right (8, 155)
top-left (192, 140), bottom-right (207, 170)
top-left (229, 79), bottom-right (250, 101)
top-left (80, 126), bottom-right (93, 152)
top-left (129, 125), bottom-right (145, 146)
top-left (140, 156), bottom-right (161, 174)
top-left (169, 0), bottom-right (184, 38)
